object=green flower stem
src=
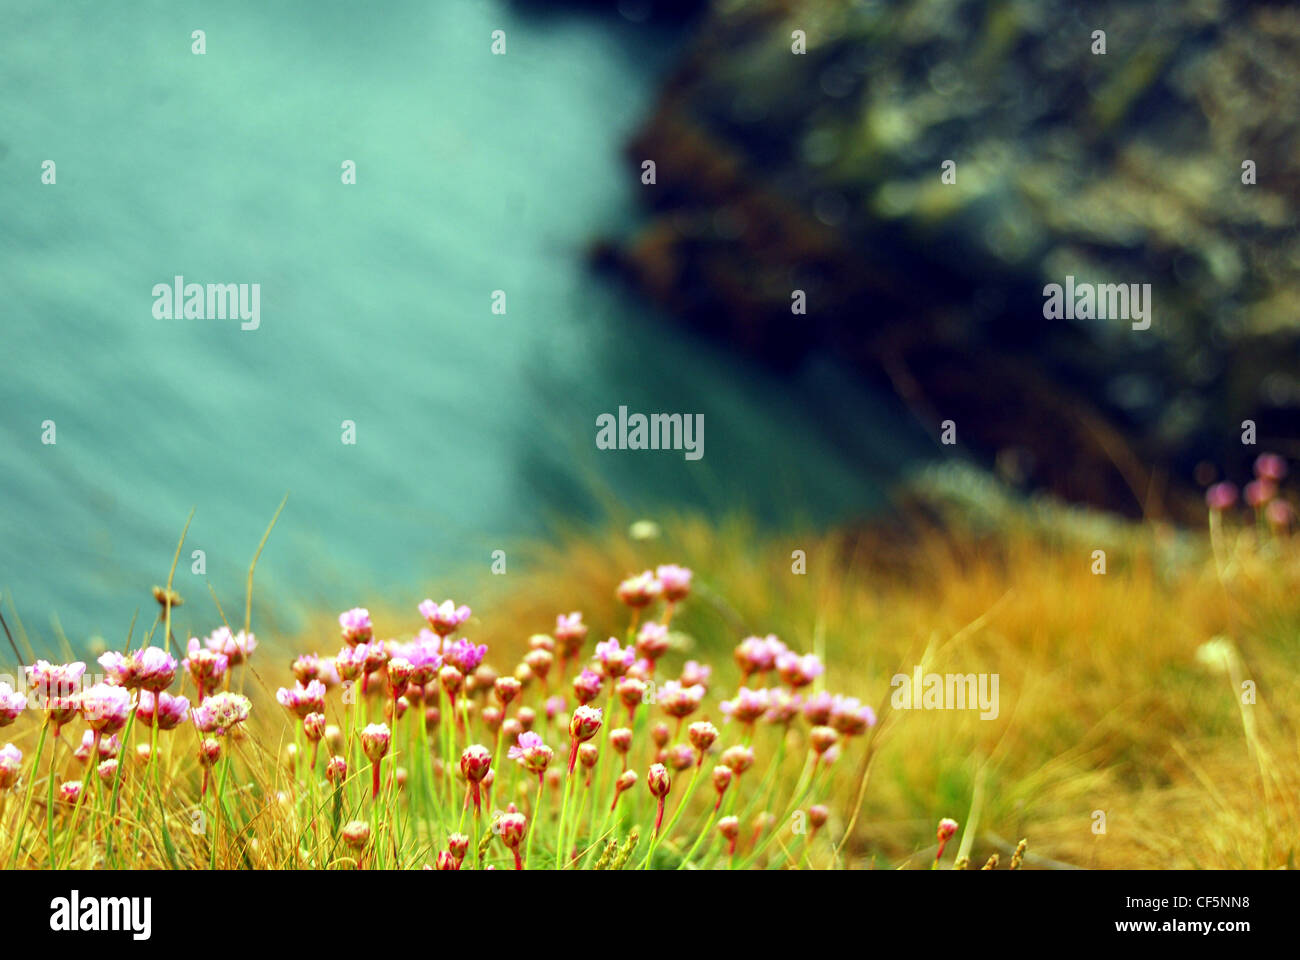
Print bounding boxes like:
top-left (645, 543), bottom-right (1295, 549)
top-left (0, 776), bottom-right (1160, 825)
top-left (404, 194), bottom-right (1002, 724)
top-left (5, 718), bottom-right (48, 868)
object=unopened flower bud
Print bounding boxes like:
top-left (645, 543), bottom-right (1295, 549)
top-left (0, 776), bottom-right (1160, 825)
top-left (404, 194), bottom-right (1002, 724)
top-left (647, 762), bottom-right (671, 799)
top-left (651, 722), bottom-right (670, 748)
top-left (610, 727), bottom-right (633, 755)
top-left (809, 725), bottom-right (838, 756)
top-left (361, 723), bottom-right (391, 763)
top-left (720, 744), bottom-right (754, 774)
top-left (460, 744), bottom-right (492, 783)
top-left (494, 676), bottom-right (521, 706)
top-left (688, 721), bottom-right (717, 755)
top-left (327, 755), bottom-right (348, 785)
top-left (342, 820), bottom-right (371, 851)
top-left (666, 744), bottom-right (694, 771)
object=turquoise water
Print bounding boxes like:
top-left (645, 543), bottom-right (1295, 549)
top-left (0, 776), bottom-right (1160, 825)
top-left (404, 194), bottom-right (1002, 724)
top-left (0, 0), bottom-right (929, 649)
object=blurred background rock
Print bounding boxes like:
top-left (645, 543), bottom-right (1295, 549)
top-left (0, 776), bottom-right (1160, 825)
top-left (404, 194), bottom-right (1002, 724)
top-left (594, 0), bottom-right (1300, 519)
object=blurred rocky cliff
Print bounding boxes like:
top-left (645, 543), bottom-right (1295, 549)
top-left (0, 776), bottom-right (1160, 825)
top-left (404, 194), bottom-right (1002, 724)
top-left (594, 0), bottom-right (1300, 519)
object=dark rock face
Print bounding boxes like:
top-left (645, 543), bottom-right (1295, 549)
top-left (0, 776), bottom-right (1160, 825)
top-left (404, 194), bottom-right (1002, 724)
top-left (597, 0), bottom-right (1300, 519)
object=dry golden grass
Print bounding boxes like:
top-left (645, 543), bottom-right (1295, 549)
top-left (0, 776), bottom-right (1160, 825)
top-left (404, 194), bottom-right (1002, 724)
top-left (4, 479), bottom-right (1295, 869)
top-left (320, 498), bottom-right (1294, 870)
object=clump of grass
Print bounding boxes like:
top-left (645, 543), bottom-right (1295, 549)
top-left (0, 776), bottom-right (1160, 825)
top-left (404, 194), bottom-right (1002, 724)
top-left (1, 461), bottom-right (1295, 869)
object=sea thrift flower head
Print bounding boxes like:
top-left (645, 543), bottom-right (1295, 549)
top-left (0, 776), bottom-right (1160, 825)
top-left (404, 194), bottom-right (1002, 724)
top-left (316, 658), bottom-right (340, 688)
top-left (361, 642), bottom-right (389, 676)
top-left (406, 632), bottom-right (444, 685)
top-left (776, 651), bottom-right (824, 688)
top-left (0, 682), bottom-right (27, 727)
top-left (419, 599), bottom-right (472, 637)
top-left (578, 742), bottom-right (599, 769)
top-left (569, 705), bottom-right (603, 744)
top-left (688, 721), bottom-right (718, 755)
top-left (572, 669), bottom-right (603, 705)
top-left (59, 781), bottom-right (84, 806)
top-left (711, 764), bottom-right (733, 798)
top-left (1206, 482), bottom-right (1238, 512)
top-left (764, 688), bottom-right (802, 725)
top-left (443, 638), bottom-right (487, 675)
top-left (447, 834), bottom-right (470, 862)
top-left (342, 820), bottom-right (371, 851)
top-left (80, 683), bottom-right (133, 735)
top-left (138, 686), bottom-right (189, 723)
top-left (618, 677), bottom-right (648, 711)
top-left (0, 743), bottom-right (22, 790)
top-left (720, 745), bottom-right (755, 775)
top-left (325, 724), bottom-right (344, 752)
top-left (616, 571), bottom-right (663, 608)
top-left (680, 660), bottom-right (711, 688)
top-left (718, 816), bottom-right (740, 841)
top-left (830, 696), bottom-right (877, 736)
top-left (635, 622), bottom-right (671, 662)
top-left (361, 723), bottom-right (392, 762)
top-left (936, 817), bottom-right (959, 862)
top-left (97, 759), bottom-right (118, 784)
top-left (809, 725), bottom-right (839, 756)
top-left (498, 811), bottom-right (528, 850)
top-left (554, 612), bottom-right (588, 657)
top-left (721, 686), bottom-right (770, 724)
top-left (615, 769), bottom-right (638, 796)
top-left (75, 730), bottom-right (96, 763)
top-left (338, 607), bottom-right (373, 646)
top-left (482, 705), bottom-right (503, 731)
top-left (205, 626), bottom-right (257, 665)
top-left (659, 680), bottom-right (705, 720)
top-left (133, 646), bottom-right (178, 692)
top-left (435, 850), bottom-right (459, 871)
top-left (334, 643), bottom-right (367, 682)
top-left (651, 722), bottom-right (670, 748)
top-left (809, 805), bottom-right (830, 830)
top-left (326, 755), bottom-right (348, 785)
top-left (593, 638), bottom-right (636, 679)
top-left (439, 665), bottom-right (464, 695)
top-left (515, 707), bottom-right (536, 732)
top-left (666, 744), bottom-right (695, 771)
top-left (494, 676), bottom-right (522, 706)
top-left (276, 680), bottom-right (327, 718)
top-left (25, 660), bottom-right (86, 727)
top-left (198, 738), bottom-right (222, 768)
top-left (135, 744), bottom-right (151, 765)
top-left (523, 648), bottom-right (553, 681)
top-left (1255, 453), bottom-right (1287, 482)
top-left (98, 646), bottom-right (176, 692)
top-left (291, 653), bottom-right (320, 684)
top-left (734, 635), bottom-right (786, 676)
top-left (647, 762), bottom-right (671, 798)
top-left (545, 695), bottom-right (565, 722)
top-left (655, 564), bottom-right (693, 603)
top-left (303, 712), bottom-right (326, 743)
top-left (1266, 499), bottom-right (1294, 530)
top-left (802, 690), bottom-right (834, 725)
top-left (460, 744), bottom-right (492, 783)
top-left (610, 727), bottom-right (633, 755)
top-left (508, 732), bottom-right (553, 777)
top-left (528, 634), bottom-right (556, 653)
top-left (192, 692), bottom-right (252, 736)
top-left (386, 657), bottom-right (413, 696)
top-left (1245, 479), bottom-right (1276, 509)
top-left (182, 639), bottom-right (228, 692)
